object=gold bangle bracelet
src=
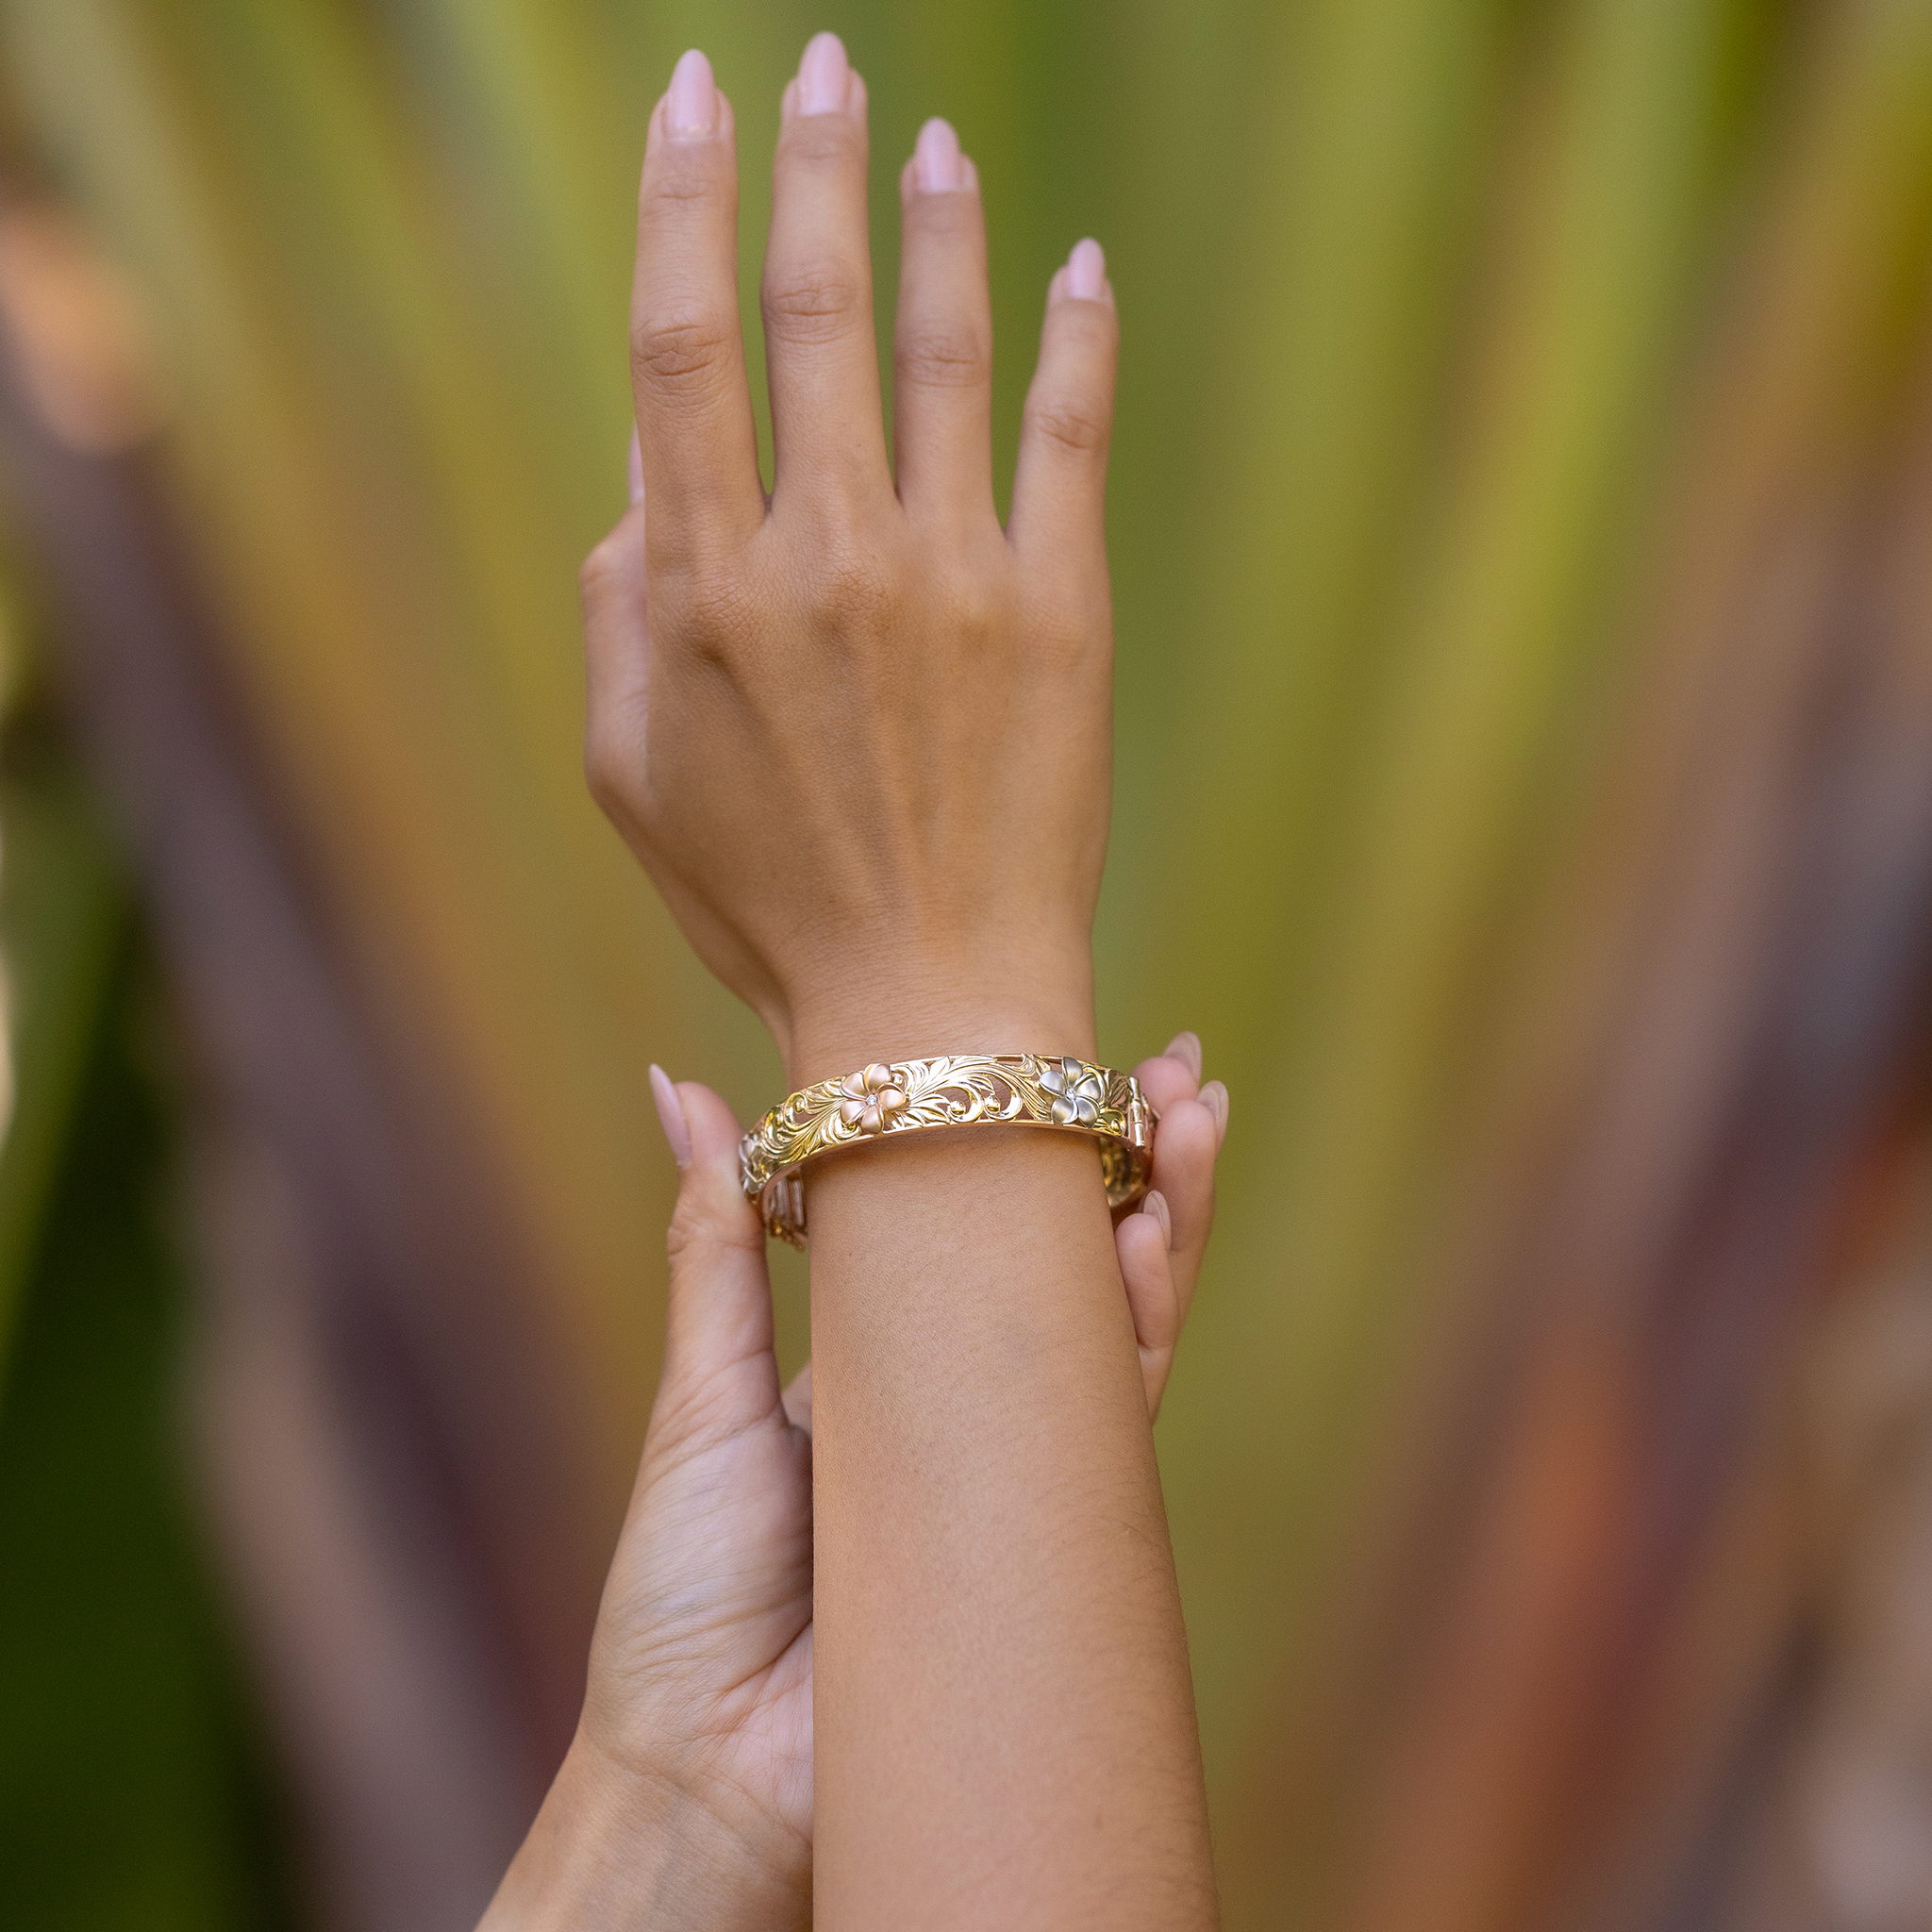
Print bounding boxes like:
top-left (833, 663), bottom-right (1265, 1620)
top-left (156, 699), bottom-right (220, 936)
top-left (739, 1053), bottom-right (1158, 1246)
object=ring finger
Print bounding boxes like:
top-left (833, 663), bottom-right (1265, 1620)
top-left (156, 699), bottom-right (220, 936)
top-left (892, 118), bottom-right (995, 530)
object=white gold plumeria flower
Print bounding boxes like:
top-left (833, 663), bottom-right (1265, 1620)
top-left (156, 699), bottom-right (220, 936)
top-left (839, 1061), bottom-right (908, 1136)
top-left (1040, 1057), bottom-right (1107, 1127)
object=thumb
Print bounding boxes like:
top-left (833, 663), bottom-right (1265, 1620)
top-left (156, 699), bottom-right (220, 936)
top-left (580, 497), bottom-right (650, 797)
top-left (647, 1066), bottom-right (782, 1443)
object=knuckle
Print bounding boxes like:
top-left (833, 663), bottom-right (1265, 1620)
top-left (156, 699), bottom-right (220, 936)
top-left (934, 568), bottom-right (998, 641)
top-left (779, 115), bottom-right (858, 172)
top-left (895, 321), bottom-right (989, 391)
top-left (1051, 297), bottom-right (1120, 353)
top-left (629, 308), bottom-right (736, 397)
top-left (583, 710), bottom-right (637, 820)
top-left (578, 533), bottom-right (626, 606)
top-left (662, 558), bottom-right (754, 655)
top-left (665, 1190), bottom-right (762, 1267)
top-left (762, 262), bottom-right (864, 345)
top-left (578, 517), bottom-right (647, 608)
top-left (1024, 388), bottom-right (1111, 458)
top-left (907, 189), bottom-right (982, 244)
top-left (1031, 618), bottom-right (1091, 671)
top-left (1019, 579), bottom-right (1106, 662)
top-left (799, 541), bottom-right (898, 632)
top-left (643, 148), bottom-right (722, 213)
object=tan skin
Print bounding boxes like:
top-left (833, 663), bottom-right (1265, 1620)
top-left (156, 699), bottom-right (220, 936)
top-left (481, 1046), bottom-right (1221, 1930)
top-left (481, 31), bottom-right (1224, 1930)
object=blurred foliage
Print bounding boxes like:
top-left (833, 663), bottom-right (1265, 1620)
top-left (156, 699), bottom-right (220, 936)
top-left (0, 729), bottom-right (294, 1928)
top-left (0, 607), bottom-right (120, 1380)
top-left (2, 0), bottom-right (1932, 1924)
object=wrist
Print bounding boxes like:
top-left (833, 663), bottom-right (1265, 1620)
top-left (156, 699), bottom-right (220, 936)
top-left (478, 1731), bottom-right (805, 1932)
top-left (778, 946), bottom-right (1096, 1089)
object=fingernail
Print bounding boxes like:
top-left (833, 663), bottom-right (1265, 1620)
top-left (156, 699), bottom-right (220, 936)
top-left (626, 427), bottom-right (643, 504)
top-left (1163, 1031), bottom-right (1203, 1082)
top-left (1199, 1080), bottom-right (1228, 1147)
top-left (797, 30), bottom-right (850, 114)
top-left (1143, 1189), bottom-right (1173, 1249)
top-left (649, 1064), bottom-right (693, 1168)
top-left (666, 48), bottom-right (718, 139)
top-left (913, 117), bottom-right (966, 192)
top-left (1068, 237), bottom-right (1107, 301)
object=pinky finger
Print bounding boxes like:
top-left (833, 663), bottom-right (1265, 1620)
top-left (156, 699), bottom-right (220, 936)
top-left (1117, 1191), bottom-right (1181, 1418)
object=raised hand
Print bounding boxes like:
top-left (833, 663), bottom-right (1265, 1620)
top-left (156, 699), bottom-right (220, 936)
top-left (579, 32), bottom-right (1121, 1082)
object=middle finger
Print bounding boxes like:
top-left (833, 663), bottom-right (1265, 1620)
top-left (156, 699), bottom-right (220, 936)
top-left (764, 33), bottom-right (891, 516)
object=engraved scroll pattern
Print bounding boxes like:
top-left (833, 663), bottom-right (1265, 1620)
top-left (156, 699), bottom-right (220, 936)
top-left (740, 1054), bottom-right (1154, 1245)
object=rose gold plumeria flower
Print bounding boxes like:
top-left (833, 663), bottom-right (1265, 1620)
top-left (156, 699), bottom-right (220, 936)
top-left (1041, 1058), bottom-right (1107, 1127)
top-left (840, 1062), bottom-right (909, 1136)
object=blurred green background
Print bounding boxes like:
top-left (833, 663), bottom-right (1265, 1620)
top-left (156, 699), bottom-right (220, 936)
top-left (4, 1), bottom-right (1932, 1926)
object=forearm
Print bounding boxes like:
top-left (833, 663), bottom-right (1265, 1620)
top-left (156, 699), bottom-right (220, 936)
top-left (799, 996), bottom-right (1216, 1929)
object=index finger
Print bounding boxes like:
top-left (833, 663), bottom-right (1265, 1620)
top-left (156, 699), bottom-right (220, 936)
top-left (630, 50), bottom-right (766, 565)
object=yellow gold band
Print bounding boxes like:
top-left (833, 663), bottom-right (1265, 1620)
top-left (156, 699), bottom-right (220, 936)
top-left (739, 1053), bottom-right (1158, 1246)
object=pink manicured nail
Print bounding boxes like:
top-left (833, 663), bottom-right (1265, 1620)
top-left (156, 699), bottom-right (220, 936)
top-left (666, 48), bottom-right (718, 139)
top-left (1067, 238), bottom-right (1107, 301)
top-left (1143, 1190), bottom-right (1173, 1250)
top-left (626, 427), bottom-right (643, 504)
top-left (1163, 1031), bottom-right (1203, 1082)
top-left (649, 1064), bottom-right (693, 1168)
top-left (1199, 1080), bottom-right (1228, 1147)
top-left (914, 117), bottom-right (966, 192)
top-left (797, 31), bottom-right (850, 114)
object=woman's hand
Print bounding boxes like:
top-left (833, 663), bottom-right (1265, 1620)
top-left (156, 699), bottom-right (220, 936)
top-left (579, 32), bottom-right (1119, 1082)
top-left (481, 1037), bottom-right (1224, 1928)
